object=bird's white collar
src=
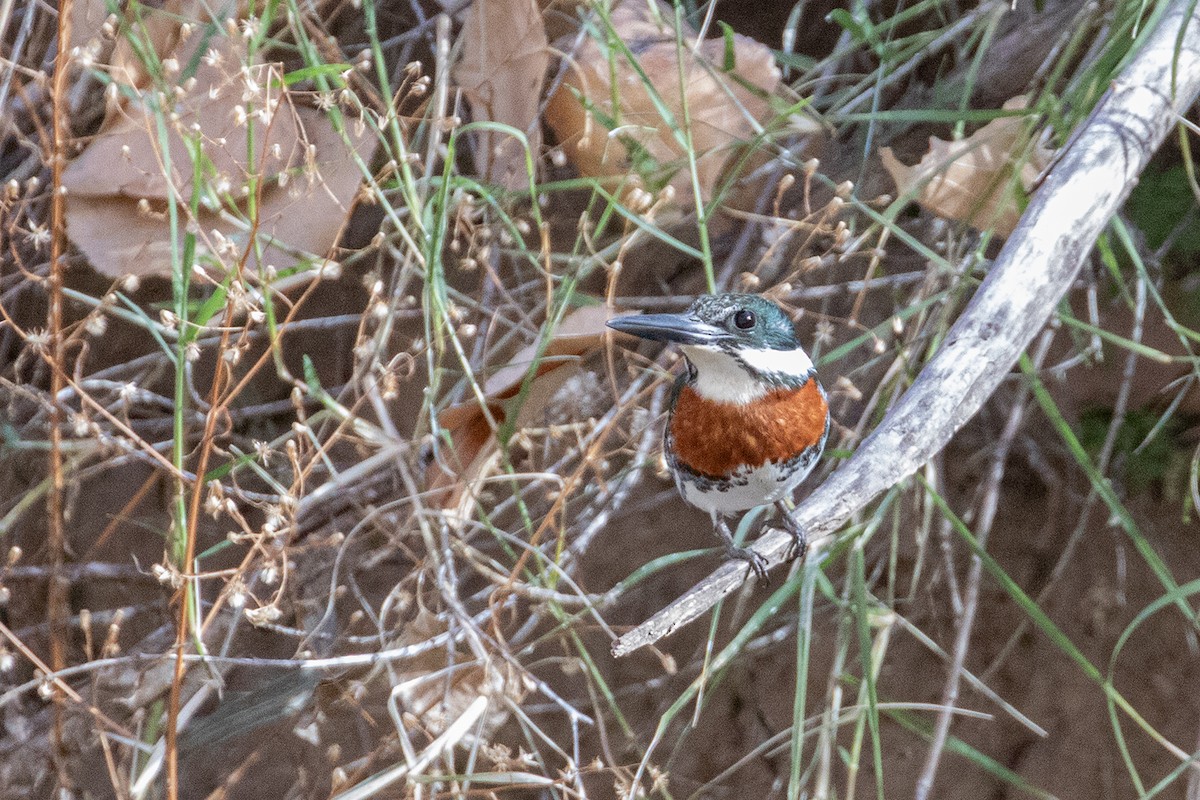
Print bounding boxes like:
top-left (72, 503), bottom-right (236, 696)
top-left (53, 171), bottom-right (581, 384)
top-left (681, 344), bottom-right (813, 405)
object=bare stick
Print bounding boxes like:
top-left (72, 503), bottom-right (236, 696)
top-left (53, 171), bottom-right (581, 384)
top-left (612, 0), bottom-right (1200, 658)
top-left (913, 331), bottom-right (1052, 800)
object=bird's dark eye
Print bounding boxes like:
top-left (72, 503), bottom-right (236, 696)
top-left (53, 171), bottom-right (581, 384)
top-left (733, 309), bottom-right (756, 329)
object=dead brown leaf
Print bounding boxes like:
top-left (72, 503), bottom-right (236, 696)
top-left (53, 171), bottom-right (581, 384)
top-left (880, 96), bottom-right (1054, 236)
top-left (544, 0), bottom-right (781, 204)
top-left (70, 0), bottom-right (207, 128)
top-left (453, 0), bottom-right (550, 190)
top-left (430, 304), bottom-right (613, 515)
top-left (66, 34), bottom-right (300, 201)
top-left (63, 29), bottom-right (376, 280)
top-left (69, 0), bottom-right (118, 56)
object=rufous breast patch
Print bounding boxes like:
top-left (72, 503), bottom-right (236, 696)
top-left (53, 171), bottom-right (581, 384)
top-left (669, 379), bottom-right (827, 478)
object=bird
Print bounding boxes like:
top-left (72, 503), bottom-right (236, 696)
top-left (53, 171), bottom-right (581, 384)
top-left (607, 293), bottom-right (829, 579)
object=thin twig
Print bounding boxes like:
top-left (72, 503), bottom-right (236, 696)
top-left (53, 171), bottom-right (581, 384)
top-left (980, 242), bottom-right (1152, 684)
top-left (913, 330), bottom-right (1053, 800)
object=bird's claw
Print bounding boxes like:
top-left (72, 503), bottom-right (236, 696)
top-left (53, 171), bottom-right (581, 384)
top-left (726, 544), bottom-right (770, 584)
top-left (714, 516), bottom-right (770, 583)
top-left (784, 532), bottom-right (807, 563)
top-left (777, 503), bottom-right (808, 563)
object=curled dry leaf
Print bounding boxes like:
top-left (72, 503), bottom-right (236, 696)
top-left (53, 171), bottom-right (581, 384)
top-left (453, 0), bottom-right (550, 190)
top-left (63, 24), bottom-right (376, 280)
top-left (65, 33), bottom-right (301, 201)
top-left (429, 304), bottom-right (614, 516)
top-left (545, 0), bottom-right (782, 205)
top-left (880, 96), bottom-right (1054, 236)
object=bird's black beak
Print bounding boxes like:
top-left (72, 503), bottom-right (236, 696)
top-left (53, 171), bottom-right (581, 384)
top-left (606, 312), bottom-right (728, 346)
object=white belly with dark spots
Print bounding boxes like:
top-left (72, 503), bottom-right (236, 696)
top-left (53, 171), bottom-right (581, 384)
top-left (677, 455), bottom-right (818, 516)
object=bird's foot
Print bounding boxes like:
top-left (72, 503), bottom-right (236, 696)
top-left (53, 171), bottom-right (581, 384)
top-left (725, 543), bottom-right (770, 583)
top-left (714, 516), bottom-right (769, 583)
top-left (776, 501), bottom-right (808, 563)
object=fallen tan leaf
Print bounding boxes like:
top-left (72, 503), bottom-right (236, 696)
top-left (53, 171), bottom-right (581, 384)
top-left (68, 0), bottom-right (116, 56)
top-left (63, 29), bottom-right (376, 280)
top-left (86, 0), bottom-right (206, 128)
top-left (65, 35), bottom-right (300, 201)
top-left (545, 0), bottom-right (781, 204)
top-left (481, 304), bottom-right (613, 398)
top-left (453, 0), bottom-right (549, 190)
top-left (430, 304), bottom-right (613, 514)
top-left (880, 96), bottom-right (1054, 236)
top-left (64, 108), bottom-right (372, 280)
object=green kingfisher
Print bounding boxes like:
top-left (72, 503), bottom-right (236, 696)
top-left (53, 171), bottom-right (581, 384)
top-left (607, 293), bottom-right (829, 579)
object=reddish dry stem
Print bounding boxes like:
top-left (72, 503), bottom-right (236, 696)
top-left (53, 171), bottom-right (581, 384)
top-left (47, 0), bottom-right (74, 788)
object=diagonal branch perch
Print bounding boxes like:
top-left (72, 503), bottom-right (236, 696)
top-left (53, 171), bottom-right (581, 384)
top-left (612, 0), bottom-right (1200, 658)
